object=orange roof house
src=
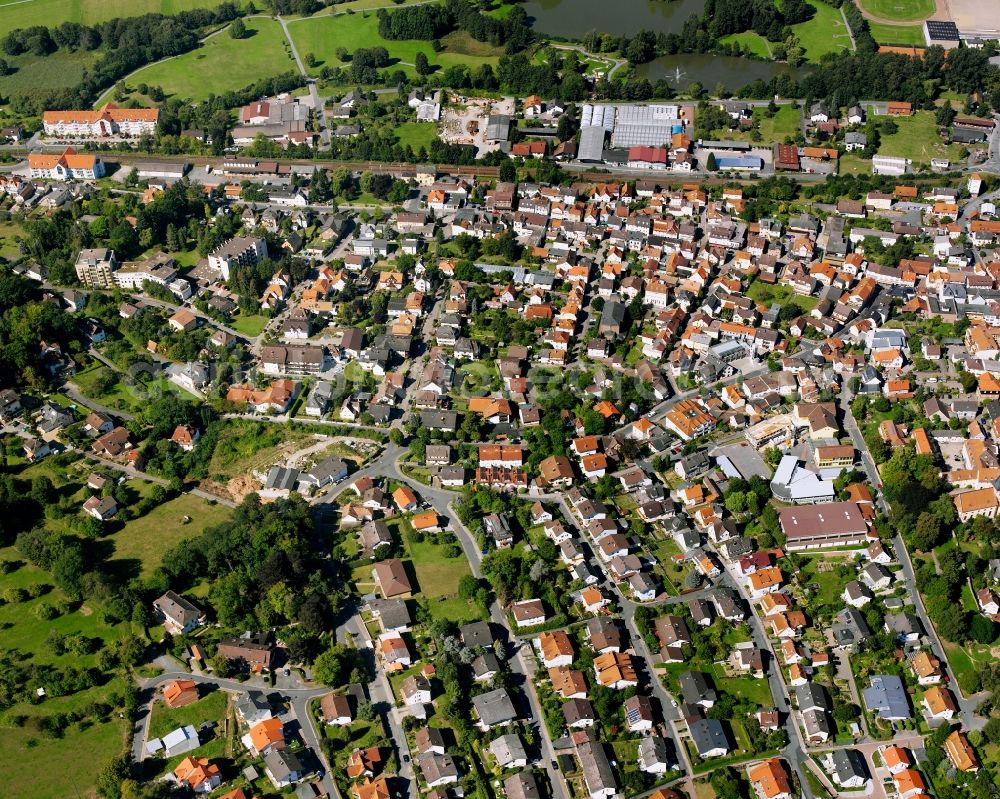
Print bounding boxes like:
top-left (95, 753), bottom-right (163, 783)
top-left (173, 757), bottom-right (221, 793)
top-left (882, 745), bottom-right (911, 773)
top-left (893, 769), bottom-right (927, 797)
top-left (944, 730), bottom-right (980, 772)
top-left (353, 777), bottom-right (391, 799)
top-left (549, 666), bottom-right (588, 698)
top-left (247, 717), bottom-right (284, 754)
top-left (411, 510), bottom-right (440, 531)
top-left (748, 758), bottom-right (792, 799)
top-left (393, 485), bottom-right (418, 510)
top-left (163, 679), bottom-right (199, 709)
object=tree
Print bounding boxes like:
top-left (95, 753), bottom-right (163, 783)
top-left (414, 51), bottom-right (430, 76)
top-left (313, 644), bottom-right (363, 687)
top-left (705, 152), bottom-right (718, 171)
top-left (498, 159), bottom-right (516, 182)
top-left (0, 58), bottom-right (10, 76)
top-left (389, 428), bottom-right (405, 445)
top-left (910, 511), bottom-right (942, 551)
top-left (969, 615), bottom-right (996, 644)
top-left (230, 18), bottom-right (246, 39)
top-left (936, 101), bottom-right (956, 127)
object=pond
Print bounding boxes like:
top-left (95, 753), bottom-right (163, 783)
top-left (637, 52), bottom-right (799, 91)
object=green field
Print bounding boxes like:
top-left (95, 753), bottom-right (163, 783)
top-left (878, 110), bottom-right (967, 165)
top-left (858, 0), bottom-right (934, 21)
top-left (108, 493), bottom-right (233, 577)
top-left (0, 49), bottom-right (100, 100)
top-left (229, 313), bottom-right (269, 337)
top-left (0, 220), bottom-right (25, 260)
top-left (394, 120), bottom-right (441, 151)
top-left (0, 0), bottom-right (222, 38)
top-left (396, 519), bottom-right (481, 623)
top-left (0, 547), bottom-right (129, 799)
top-left (71, 360), bottom-right (144, 413)
top-left (791, 0), bottom-right (854, 60)
top-left (753, 104), bottom-right (802, 144)
top-left (286, 12), bottom-right (500, 79)
top-left (148, 688), bottom-right (229, 739)
top-left (868, 22), bottom-right (927, 45)
top-left (111, 18), bottom-right (297, 103)
top-left (719, 31), bottom-right (772, 58)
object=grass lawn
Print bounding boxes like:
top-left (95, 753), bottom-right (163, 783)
top-left (745, 279), bottom-right (819, 312)
top-left (711, 663), bottom-right (774, 706)
top-left (0, 691), bottom-right (127, 799)
top-left (286, 12), bottom-right (499, 79)
top-left (71, 359), bottom-right (144, 413)
top-left (719, 31), bottom-right (772, 58)
top-left (0, 0), bottom-right (217, 38)
top-left (878, 110), bottom-right (966, 166)
top-left (394, 122), bottom-right (440, 151)
top-left (108, 493), bottom-right (233, 577)
top-left (868, 21), bottom-right (927, 45)
top-left (791, 0), bottom-right (854, 60)
top-left (396, 519), bottom-right (482, 622)
top-left (859, 0), bottom-right (934, 21)
top-left (229, 313), bottom-right (269, 337)
top-left (148, 688), bottom-right (229, 739)
top-left (0, 49), bottom-right (100, 101)
top-left (839, 152), bottom-right (871, 174)
top-left (0, 219), bottom-right (25, 260)
top-left (753, 104), bottom-right (801, 144)
top-left (111, 18), bottom-right (297, 103)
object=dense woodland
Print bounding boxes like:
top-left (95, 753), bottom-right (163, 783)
top-left (377, 0), bottom-right (533, 53)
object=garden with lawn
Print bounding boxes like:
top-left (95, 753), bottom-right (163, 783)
top-left (745, 278), bottom-right (820, 313)
top-left (752, 104), bottom-right (803, 145)
top-left (147, 687), bottom-right (230, 739)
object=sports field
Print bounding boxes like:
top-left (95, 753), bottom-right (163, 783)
top-left (0, 0), bottom-right (219, 39)
top-left (106, 18), bottom-right (297, 103)
top-left (858, 0), bottom-right (934, 21)
top-left (868, 21), bottom-right (926, 45)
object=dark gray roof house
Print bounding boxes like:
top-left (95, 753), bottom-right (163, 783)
top-left (863, 675), bottom-right (910, 720)
top-left (689, 718), bottom-right (729, 758)
top-left (473, 688), bottom-right (518, 729)
top-left (679, 671), bottom-right (717, 707)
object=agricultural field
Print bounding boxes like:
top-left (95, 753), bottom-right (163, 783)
top-left (109, 18), bottom-right (297, 103)
top-left (0, 0), bottom-right (221, 39)
top-left (719, 31), bottom-right (772, 58)
top-left (0, 50), bottom-right (100, 101)
top-left (791, 0), bottom-right (854, 61)
top-left (858, 0), bottom-right (935, 21)
top-left (868, 22), bottom-right (927, 45)
top-left (877, 110), bottom-right (967, 166)
top-left (286, 12), bottom-right (501, 79)
top-left (107, 493), bottom-right (233, 577)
